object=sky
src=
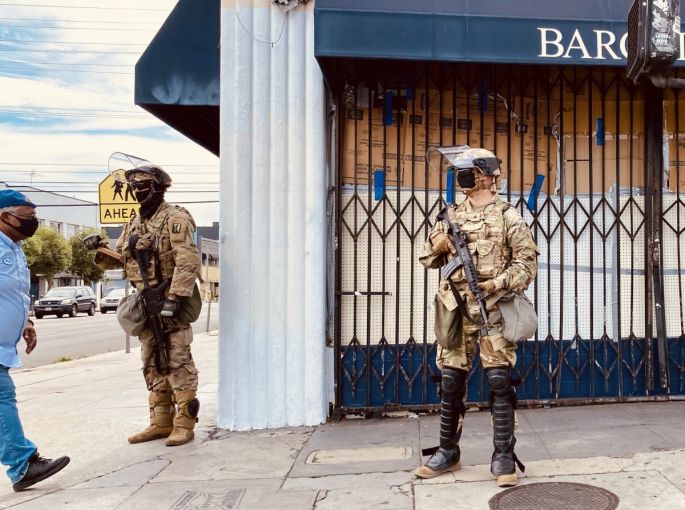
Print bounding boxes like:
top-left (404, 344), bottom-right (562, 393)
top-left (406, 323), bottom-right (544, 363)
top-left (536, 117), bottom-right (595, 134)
top-left (0, 0), bottom-right (220, 227)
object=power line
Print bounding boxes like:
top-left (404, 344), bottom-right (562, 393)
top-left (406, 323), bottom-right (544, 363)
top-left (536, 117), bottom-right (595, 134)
top-left (0, 163), bottom-right (218, 167)
top-left (0, 105), bottom-right (146, 114)
top-left (0, 3), bottom-right (168, 11)
top-left (0, 47), bottom-right (140, 54)
top-left (0, 67), bottom-right (133, 75)
top-left (0, 38), bottom-right (147, 46)
top-left (0, 16), bottom-right (159, 25)
top-left (25, 189), bottom-right (220, 193)
top-left (5, 181), bottom-right (220, 185)
top-left (1, 23), bottom-right (155, 31)
top-left (36, 200), bottom-right (220, 207)
top-left (4, 170), bottom-right (220, 174)
top-left (0, 60), bottom-right (135, 67)
top-left (0, 107), bottom-right (146, 117)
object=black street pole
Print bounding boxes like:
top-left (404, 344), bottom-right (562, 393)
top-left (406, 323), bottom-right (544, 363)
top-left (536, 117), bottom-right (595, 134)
top-left (643, 81), bottom-right (670, 392)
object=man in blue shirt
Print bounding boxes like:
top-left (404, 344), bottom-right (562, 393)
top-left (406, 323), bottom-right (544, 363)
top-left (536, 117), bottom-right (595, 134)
top-left (0, 189), bottom-right (70, 491)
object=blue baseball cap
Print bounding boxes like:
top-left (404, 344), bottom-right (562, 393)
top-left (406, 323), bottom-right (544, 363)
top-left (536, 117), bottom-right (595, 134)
top-left (0, 189), bottom-right (37, 209)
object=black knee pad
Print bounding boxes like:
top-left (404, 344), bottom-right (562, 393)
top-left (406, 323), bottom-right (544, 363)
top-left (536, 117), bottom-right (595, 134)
top-left (441, 367), bottom-right (467, 402)
top-left (486, 367), bottom-right (511, 395)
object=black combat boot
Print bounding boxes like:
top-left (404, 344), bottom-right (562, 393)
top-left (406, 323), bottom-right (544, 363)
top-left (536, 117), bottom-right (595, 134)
top-left (487, 366), bottom-right (523, 487)
top-left (415, 367), bottom-right (467, 479)
top-left (13, 453), bottom-right (70, 492)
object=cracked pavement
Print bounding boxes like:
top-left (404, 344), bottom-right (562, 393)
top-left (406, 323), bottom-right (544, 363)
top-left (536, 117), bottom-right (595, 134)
top-left (1, 332), bottom-right (685, 509)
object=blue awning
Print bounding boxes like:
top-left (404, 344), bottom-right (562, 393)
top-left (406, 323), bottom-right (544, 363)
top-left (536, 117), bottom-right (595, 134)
top-left (315, 0), bottom-right (685, 67)
top-left (135, 0), bottom-right (220, 156)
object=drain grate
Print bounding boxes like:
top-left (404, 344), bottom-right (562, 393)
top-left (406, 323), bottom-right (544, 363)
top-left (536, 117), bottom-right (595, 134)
top-left (489, 482), bottom-right (619, 510)
top-left (170, 489), bottom-right (245, 510)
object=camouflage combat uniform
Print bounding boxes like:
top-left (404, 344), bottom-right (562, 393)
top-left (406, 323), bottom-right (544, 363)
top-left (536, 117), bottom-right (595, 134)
top-left (419, 195), bottom-right (538, 371)
top-left (96, 200), bottom-right (201, 445)
top-left (415, 192), bottom-right (538, 485)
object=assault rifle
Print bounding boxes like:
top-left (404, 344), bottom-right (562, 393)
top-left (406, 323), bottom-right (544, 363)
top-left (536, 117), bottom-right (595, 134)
top-left (129, 235), bottom-right (171, 375)
top-left (440, 220), bottom-right (490, 333)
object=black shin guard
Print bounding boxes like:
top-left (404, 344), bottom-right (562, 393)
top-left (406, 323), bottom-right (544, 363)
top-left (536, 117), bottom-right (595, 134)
top-left (486, 366), bottom-right (521, 476)
top-left (439, 367), bottom-right (467, 450)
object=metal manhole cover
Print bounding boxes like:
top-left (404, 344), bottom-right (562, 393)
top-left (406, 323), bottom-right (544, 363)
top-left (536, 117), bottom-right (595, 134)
top-left (170, 489), bottom-right (245, 510)
top-left (489, 482), bottom-right (619, 510)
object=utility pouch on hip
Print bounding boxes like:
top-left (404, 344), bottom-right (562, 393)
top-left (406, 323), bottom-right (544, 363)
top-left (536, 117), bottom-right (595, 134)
top-left (177, 283), bottom-right (203, 324)
top-left (117, 292), bottom-right (147, 336)
top-left (434, 284), bottom-right (463, 350)
top-left (497, 292), bottom-right (538, 341)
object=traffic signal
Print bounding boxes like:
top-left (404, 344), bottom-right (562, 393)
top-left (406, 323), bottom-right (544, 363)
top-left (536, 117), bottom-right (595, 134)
top-left (627, 0), bottom-right (681, 82)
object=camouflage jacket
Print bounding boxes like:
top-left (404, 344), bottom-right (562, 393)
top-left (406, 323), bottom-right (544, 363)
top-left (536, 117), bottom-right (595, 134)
top-left (419, 194), bottom-right (538, 309)
top-left (96, 201), bottom-right (201, 298)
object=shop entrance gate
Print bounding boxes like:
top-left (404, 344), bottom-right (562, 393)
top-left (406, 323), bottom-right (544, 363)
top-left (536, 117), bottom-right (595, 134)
top-left (332, 62), bottom-right (685, 413)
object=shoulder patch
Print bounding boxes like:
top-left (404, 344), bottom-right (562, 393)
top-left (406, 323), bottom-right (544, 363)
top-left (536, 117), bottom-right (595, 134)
top-left (171, 223), bottom-right (182, 234)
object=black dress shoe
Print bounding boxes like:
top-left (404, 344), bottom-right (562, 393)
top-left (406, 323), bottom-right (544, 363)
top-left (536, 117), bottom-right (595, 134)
top-left (13, 454), bottom-right (70, 492)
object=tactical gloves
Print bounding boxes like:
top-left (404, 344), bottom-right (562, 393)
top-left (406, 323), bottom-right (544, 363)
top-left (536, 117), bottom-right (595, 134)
top-left (478, 278), bottom-right (504, 296)
top-left (431, 232), bottom-right (456, 256)
top-left (83, 234), bottom-right (106, 251)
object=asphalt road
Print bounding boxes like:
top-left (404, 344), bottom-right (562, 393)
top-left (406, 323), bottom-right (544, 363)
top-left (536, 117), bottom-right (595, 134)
top-left (18, 303), bottom-right (219, 369)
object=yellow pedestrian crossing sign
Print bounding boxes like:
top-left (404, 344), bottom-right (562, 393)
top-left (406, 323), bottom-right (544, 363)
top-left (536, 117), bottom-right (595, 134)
top-left (98, 174), bottom-right (140, 224)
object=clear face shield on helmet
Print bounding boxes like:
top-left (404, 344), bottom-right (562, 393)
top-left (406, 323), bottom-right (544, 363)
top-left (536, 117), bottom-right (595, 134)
top-left (428, 147), bottom-right (502, 196)
top-left (108, 152), bottom-right (163, 204)
top-left (425, 145), bottom-right (476, 196)
top-left (108, 152), bottom-right (154, 183)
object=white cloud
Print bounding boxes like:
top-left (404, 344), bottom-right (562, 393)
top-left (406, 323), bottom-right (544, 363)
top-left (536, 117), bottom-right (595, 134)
top-left (0, 0), bottom-right (220, 226)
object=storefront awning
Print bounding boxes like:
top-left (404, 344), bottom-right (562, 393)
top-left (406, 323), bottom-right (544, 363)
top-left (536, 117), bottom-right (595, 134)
top-left (315, 0), bottom-right (685, 68)
top-left (135, 0), bottom-right (220, 156)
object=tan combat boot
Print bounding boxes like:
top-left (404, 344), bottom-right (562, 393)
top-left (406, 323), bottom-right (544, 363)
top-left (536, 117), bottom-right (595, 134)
top-left (166, 390), bottom-right (200, 447)
top-left (128, 392), bottom-right (175, 444)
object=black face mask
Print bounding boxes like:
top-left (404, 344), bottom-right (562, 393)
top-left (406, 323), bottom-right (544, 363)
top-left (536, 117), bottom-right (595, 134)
top-left (456, 168), bottom-right (477, 189)
top-left (131, 181), bottom-right (152, 204)
top-left (134, 189), bottom-right (152, 203)
top-left (5, 213), bottom-right (39, 238)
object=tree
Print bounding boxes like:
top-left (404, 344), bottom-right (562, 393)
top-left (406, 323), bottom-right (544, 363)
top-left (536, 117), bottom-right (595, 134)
top-left (68, 229), bottom-right (108, 285)
top-left (23, 227), bottom-right (72, 287)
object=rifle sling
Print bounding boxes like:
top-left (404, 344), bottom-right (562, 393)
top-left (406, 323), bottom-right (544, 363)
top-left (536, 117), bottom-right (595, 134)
top-left (447, 279), bottom-right (485, 327)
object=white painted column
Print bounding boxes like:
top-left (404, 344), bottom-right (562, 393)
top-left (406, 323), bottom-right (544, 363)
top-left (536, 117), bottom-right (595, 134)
top-left (219, 0), bottom-right (327, 429)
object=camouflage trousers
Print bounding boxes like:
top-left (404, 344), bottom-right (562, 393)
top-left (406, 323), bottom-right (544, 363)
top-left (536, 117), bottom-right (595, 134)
top-left (138, 325), bottom-right (199, 393)
top-left (436, 295), bottom-right (517, 372)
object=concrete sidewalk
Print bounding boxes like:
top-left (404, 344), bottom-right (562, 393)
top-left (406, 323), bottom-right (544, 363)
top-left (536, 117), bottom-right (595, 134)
top-left (1, 331), bottom-right (684, 509)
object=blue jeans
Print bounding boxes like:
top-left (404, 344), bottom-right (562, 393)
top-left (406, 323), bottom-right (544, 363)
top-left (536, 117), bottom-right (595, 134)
top-left (0, 366), bottom-right (37, 483)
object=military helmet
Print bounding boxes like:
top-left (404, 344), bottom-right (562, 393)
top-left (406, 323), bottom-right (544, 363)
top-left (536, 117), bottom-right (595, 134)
top-left (125, 165), bottom-right (172, 187)
top-left (450, 148), bottom-right (502, 177)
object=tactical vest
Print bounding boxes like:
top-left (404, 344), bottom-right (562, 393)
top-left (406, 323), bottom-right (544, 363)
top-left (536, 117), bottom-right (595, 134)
top-left (120, 202), bottom-right (195, 289)
top-left (439, 198), bottom-right (512, 284)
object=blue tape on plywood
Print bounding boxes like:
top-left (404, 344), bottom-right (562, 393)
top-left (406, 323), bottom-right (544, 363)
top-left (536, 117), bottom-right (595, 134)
top-left (374, 170), bottom-right (385, 200)
top-left (596, 117), bottom-right (604, 146)
top-left (527, 174), bottom-right (545, 212)
top-left (383, 91), bottom-right (394, 126)
top-left (478, 80), bottom-right (489, 113)
top-left (446, 167), bottom-right (456, 204)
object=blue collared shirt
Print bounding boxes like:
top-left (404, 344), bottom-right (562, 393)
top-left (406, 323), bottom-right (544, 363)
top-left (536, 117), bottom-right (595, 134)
top-left (0, 230), bottom-right (30, 368)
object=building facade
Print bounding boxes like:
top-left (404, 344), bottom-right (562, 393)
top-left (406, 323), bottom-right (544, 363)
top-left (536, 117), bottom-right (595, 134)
top-left (135, 0), bottom-right (685, 430)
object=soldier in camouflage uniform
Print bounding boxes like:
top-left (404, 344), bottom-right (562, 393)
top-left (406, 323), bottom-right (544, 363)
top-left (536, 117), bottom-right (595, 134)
top-left (84, 162), bottom-right (201, 447)
top-left (415, 148), bottom-right (538, 487)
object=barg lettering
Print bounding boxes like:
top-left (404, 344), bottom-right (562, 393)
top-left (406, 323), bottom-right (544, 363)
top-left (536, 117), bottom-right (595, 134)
top-left (537, 27), bottom-right (685, 61)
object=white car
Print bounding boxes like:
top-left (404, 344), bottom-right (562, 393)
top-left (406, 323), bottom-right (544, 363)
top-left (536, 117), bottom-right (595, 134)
top-left (100, 288), bottom-right (130, 314)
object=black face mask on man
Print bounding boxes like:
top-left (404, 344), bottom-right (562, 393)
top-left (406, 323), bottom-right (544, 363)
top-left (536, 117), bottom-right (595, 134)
top-left (131, 180), bottom-right (156, 204)
top-left (3, 213), bottom-right (39, 238)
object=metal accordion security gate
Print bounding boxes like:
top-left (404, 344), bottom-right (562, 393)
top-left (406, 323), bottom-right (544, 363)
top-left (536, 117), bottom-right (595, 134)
top-left (332, 62), bottom-right (685, 414)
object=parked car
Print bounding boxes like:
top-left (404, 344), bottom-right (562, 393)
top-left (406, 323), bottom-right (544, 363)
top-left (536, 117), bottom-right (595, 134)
top-left (34, 286), bottom-right (97, 319)
top-left (100, 288), bottom-right (128, 314)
